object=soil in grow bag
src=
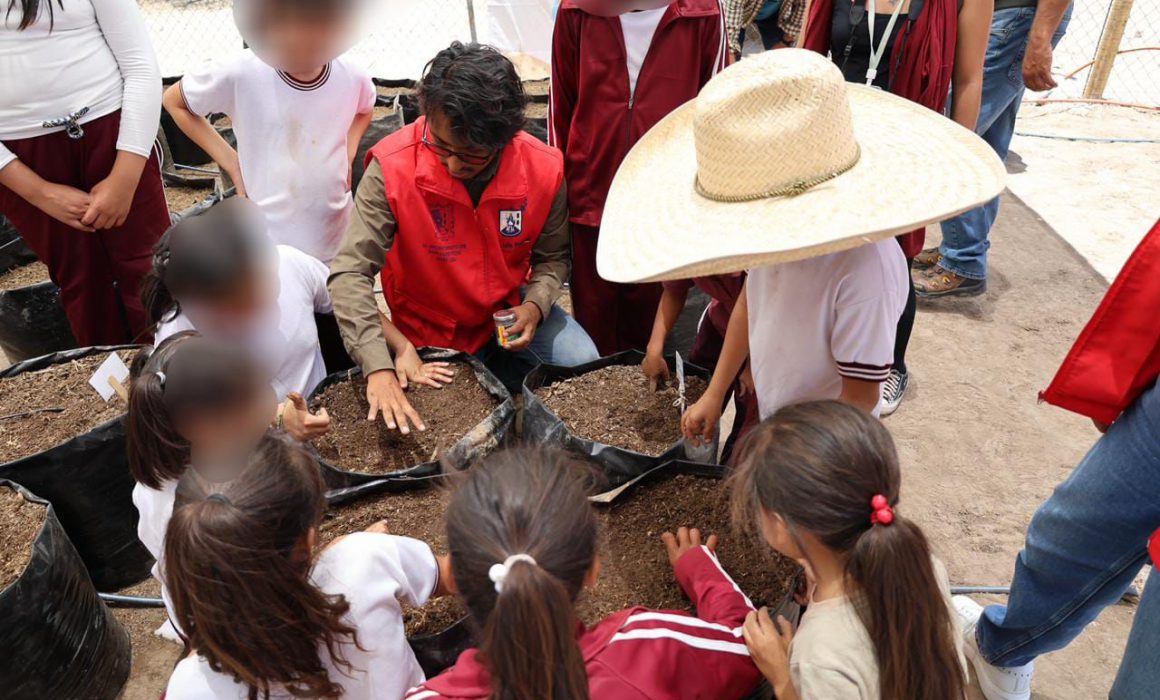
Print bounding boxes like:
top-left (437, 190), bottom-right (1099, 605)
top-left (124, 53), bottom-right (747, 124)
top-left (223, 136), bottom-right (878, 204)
top-left (112, 577), bottom-right (180, 700)
top-left (0, 485), bottom-right (41, 589)
top-left (165, 185), bottom-right (213, 214)
top-left (0, 350), bottom-right (133, 464)
top-left (319, 487), bottom-right (467, 637)
top-left (312, 365), bottom-right (500, 475)
top-left (0, 261), bottom-right (49, 291)
top-left (535, 365), bottom-right (708, 457)
top-left (577, 474), bottom-right (800, 624)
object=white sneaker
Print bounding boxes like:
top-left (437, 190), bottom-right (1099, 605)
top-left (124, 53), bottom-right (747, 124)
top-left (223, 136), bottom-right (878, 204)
top-left (952, 596), bottom-right (1035, 700)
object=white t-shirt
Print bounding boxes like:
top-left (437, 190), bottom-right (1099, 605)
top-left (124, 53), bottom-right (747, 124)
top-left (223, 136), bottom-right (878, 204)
top-left (133, 479), bottom-right (179, 624)
top-left (747, 239), bottom-right (907, 419)
top-left (165, 533), bottom-right (440, 700)
top-left (0, 0), bottom-right (161, 170)
top-left (180, 51), bottom-right (376, 262)
top-left (155, 245), bottom-right (332, 401)
top-left (619, 7), bottom-right (668, 98)
top-left (788, 558), bottom-right (966, 699)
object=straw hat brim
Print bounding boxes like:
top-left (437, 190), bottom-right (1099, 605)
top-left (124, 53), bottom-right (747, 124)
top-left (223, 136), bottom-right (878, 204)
top-left (596, 84), bottom-right (1006, 283)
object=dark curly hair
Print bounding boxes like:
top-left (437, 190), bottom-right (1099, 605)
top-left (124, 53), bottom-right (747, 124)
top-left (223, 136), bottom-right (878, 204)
top-left (418, 42), bottom-right (528, 151)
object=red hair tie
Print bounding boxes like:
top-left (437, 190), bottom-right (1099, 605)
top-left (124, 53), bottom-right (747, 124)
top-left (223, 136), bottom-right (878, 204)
top-left (870, 494), bottom-right (894, 526)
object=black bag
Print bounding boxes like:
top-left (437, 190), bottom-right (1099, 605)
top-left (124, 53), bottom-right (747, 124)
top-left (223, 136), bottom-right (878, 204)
top-left (0, 479), bottom-right (131, 699)
top-left (308, 348), bottom-right (515, 489)
top-left (0, 216), bottom-right (36, 271)
top-left (0, 280), bottom-right (78, 364)
top-left (351, 108), bottom-right (405, 194)
top-left (0, 346), bottom-right (154, 591)
top-left (522, 350), bottom-right (719, 489)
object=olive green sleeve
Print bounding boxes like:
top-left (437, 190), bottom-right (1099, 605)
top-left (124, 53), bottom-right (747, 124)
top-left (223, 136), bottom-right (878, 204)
top-left (523, 179), bottom-right (571, 318)
top-left (327, 160), bottom-right (399, 374)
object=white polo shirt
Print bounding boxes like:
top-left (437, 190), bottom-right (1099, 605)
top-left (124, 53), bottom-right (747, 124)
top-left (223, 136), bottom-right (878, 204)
top-left (165, 533), bottom-right (439, 700)
top-left (180, 51), bottom-right (375, 262)
top-left (747, 239), bottom-right (908, 418)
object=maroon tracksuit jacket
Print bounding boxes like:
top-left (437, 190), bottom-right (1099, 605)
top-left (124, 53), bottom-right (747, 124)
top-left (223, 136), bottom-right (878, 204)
top-left (405, 545), bottom-right (764, 700)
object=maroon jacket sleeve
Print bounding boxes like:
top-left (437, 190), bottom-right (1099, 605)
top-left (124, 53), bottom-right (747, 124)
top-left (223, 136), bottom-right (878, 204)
top-left (674, 545), bottom-right (756, 628)
top-left (549, 9), bottom-right (580, 155)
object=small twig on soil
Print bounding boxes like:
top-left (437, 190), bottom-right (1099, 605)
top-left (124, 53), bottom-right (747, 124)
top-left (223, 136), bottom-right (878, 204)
top-left (0, 407), bottom-right (65, 422)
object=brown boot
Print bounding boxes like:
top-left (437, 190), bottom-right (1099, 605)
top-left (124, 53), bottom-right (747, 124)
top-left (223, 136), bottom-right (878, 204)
top-left (913, 265), bottom-right (986, 298)
top-left (912, 246), bottom-right (943, 269)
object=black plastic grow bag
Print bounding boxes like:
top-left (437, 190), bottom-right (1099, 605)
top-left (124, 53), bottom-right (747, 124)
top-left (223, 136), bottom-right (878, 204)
top-left (0, 278), bottom-right (78, 364)
top-left (0, 479), bottom-right (131, 699)
top-left (351, 108), bottom-right (404, 194)
top-left (0, 216), bottom-right (36, 271)
top-left (323, 473), bottom-right (472, 677)
top-left (308, 348), bottom-right (515, 489)
top-left (523, 350), bottom-right (719, 490)
top-left (0, 346), bottom-right (154, 591)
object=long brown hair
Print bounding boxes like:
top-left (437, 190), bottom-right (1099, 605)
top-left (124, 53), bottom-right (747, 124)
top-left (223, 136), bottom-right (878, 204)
top-left (163, 434), bottom-right (358, 700)
top-left (732, 401), bottom-right (965, 700)
top-left (446, 450), bottom-right (598, 700)
top-left (5, 0), bottom-right (62, 30)
top-left (127, 333), bottom-right (267, 490)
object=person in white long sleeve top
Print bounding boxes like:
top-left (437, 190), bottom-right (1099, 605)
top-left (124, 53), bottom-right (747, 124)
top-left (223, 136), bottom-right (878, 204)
top-left (162, 434), bottom-right (453, 700)
top-left (0, 0), bottom-right (170, 345)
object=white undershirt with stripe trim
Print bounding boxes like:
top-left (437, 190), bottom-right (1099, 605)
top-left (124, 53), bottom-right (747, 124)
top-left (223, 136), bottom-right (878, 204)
top-left (747, 238), bottom-right (908, 419)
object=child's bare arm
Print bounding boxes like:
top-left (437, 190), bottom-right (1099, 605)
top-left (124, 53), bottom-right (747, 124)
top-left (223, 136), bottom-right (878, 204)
top-left (162, 81), bottom-right (247, 196)
top-left (346, 111), bottom-right (373, 189)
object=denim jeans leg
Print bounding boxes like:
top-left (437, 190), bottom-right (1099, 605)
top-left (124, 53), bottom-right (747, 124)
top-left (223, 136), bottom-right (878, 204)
top-left (522, 303), bottom-right (600, 367)
top-left (1109, 567), bottom-right (1160, 699)
top-left (974, 381), bottom-right (1160, 668)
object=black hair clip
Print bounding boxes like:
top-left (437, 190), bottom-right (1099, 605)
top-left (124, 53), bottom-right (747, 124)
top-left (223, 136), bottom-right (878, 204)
top-left (206, 493), bottom-right (231, 506)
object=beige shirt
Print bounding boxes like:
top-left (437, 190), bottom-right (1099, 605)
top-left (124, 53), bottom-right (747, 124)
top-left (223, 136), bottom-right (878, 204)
top-left (789, 558), bottom-right (967, 699)
top-left (327, 157), bottom-right (572, 375)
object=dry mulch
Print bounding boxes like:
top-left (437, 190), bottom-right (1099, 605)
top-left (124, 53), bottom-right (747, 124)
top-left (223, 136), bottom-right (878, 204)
top-left (0, 485), bottom-right (44, 590)
top-left (311, 366), bottom-right (499, 474)
top-left (113, 576), bottom-right (180, 700)
top-left (0, 351), bottom-right (133, 464)
top-left (164, 186), bottom-right (213, 214)
top-left (319, 487), bottom-right (466, 637)
top-left (525, 102), bottom-right (547, 119)
top-left (579, 474), bottom-right (800, 624)
top-left (0, 261), bottom-right (49, 291)
top-left (535, 365), bottom-right (707, 456)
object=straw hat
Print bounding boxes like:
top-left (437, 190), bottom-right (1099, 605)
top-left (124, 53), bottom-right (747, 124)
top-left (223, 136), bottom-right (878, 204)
top-left (595, 49), bottom-right (1006, 283)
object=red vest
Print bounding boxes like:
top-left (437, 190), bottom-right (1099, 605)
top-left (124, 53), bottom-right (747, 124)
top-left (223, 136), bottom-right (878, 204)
top-left (369, 119), bottom-right (564, 352)
top-left (1040, 218), bottom-right (1160, 425)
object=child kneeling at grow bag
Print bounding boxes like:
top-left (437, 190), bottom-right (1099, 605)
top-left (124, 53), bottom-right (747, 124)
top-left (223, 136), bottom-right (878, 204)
top-left (163, 433), bottom-right (454, 700)
top-left (128, 332), bottom-right (329, 640)
top-left (404, 449), bottom-right (764, 700)
top-left (143, 197), bottom-right (334, 402)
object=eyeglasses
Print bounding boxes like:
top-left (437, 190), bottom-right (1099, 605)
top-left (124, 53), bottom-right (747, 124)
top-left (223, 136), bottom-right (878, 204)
top-left (422, 123), bottom-right (494, 166)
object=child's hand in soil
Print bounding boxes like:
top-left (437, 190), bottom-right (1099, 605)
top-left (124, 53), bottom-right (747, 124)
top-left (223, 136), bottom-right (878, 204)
top-left (364, 519), bottom-right (390, 534)
top-left (744, 607), bottom-right (799, 699)
top-left (367, 369), bottom-right (425, 434)
top-left (434, 555), bottom-right (457, 597)
top-left (681, 394), bottom-right (723, 447)
top-left (641, 350), bottom-right (670, 391)
top-left (662, 526), bottom-right (718, 568)
top-left (282, 392), bottom-right (331, 441)
top-left (395, 344), bottom-right (456, 389)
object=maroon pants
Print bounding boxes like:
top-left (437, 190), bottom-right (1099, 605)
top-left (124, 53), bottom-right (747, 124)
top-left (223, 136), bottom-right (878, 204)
top-left (0, 111), bottom-right (169, 346)
top-left (571, 223), bottom-right (663, 356)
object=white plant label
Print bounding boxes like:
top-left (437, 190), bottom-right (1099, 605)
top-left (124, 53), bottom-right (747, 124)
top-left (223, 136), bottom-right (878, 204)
top-left (89, 353), bottom-right (130, 402)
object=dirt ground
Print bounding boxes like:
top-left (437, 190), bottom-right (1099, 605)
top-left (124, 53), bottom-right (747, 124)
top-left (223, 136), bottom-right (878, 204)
top-left (890, 193), bottom-right (1145, 699)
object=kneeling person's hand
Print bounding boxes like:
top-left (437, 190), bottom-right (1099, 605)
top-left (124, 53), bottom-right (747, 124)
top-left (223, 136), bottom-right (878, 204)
top-left (502, 302), bottom-right (543, 352)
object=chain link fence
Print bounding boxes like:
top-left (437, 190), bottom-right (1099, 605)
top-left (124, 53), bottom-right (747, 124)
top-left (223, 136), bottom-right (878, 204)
top-left (1051, 0), bottom-right (1160, 108)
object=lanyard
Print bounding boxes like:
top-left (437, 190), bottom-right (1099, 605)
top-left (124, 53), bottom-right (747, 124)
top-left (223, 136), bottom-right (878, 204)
top-left (865, 0), bottom-right (907, 86)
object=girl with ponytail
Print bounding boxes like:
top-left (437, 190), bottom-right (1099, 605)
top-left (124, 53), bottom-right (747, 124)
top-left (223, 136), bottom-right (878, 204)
top-left (163, 433), bottom-right (453, 700)
top-left (732, 400), bottom-right (966, 700)
top-left (127, 332), bottom-right (328, 642)
top-left (405, 449), bottom-right (764, 700)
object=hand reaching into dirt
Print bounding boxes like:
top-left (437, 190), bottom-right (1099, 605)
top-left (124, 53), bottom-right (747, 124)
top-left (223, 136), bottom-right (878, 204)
top-left (743, 607), bottom-right (798, 699)
top-left (364, 519), bottom-right (390, 534)
top-left (281, 392), bottom-right (331, 441)
top-left (434, 554), bottom-right (457, 597)
top-left (662, 526), bottom-right (718, 568)
top-left (641, 350), bottom-right (670, 391)
top-left (366, 369), bottom-right (425, 434)
top-left (502, 302), bottom-right (542, 352)
top-left (681, 392), bottom-right (723, 447)
top-left (394, 344), bottom-right (456, 389)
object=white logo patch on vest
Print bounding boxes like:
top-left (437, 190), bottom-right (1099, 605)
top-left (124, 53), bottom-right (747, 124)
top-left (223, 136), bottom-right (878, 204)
top-left (499, 210), bottom-right (523, 237)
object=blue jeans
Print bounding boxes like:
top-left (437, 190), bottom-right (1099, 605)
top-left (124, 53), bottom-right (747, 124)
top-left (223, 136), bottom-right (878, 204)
top-left (476, 302), bottom-right (599, 393)
top-left (1110, 567), bottom-right (1160, 699)
top-left (976, 381), bottom-right (1160, 684)
top-left (937, 6), bottom-right (1071, 280)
